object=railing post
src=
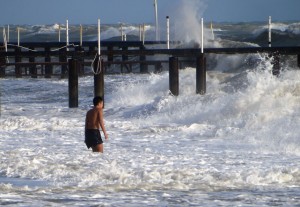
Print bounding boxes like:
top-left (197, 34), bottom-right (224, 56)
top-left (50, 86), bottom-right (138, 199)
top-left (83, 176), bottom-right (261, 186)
top-left (196, 54), bottom-right (206, 95)
top-left (68, 59), bottom-right (79, 108)
top-left (94, 57), bottom-right (105, 106)
top-left (169, 56), bottom-right (179, 96)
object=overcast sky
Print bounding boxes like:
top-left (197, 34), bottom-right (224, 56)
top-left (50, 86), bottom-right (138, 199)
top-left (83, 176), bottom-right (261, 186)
top-left (1, 0), bottom-right (299, 25)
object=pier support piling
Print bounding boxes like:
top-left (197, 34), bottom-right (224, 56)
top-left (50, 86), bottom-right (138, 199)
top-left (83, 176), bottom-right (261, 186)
top-left (169, 57), bottom-right (179, 96)
top-left (271, 51), bottom-right (280, 76)
top-left (0, 46), bottom-right (6, 77)
top-left (15, 47), bottom-right (22, 78)
top-left (0, 66), bottom-right (4, 77)
top-left (196, 54), bottom-right (206, 95)
top-left (45, 47), bottom-right (52, 78)
top-left (29, 47), bottom-right (37, 78)
top-left (75, 46), bottom-right (85, 76)
top-left (60, 48), bottom-right (68, 78)
top-left (140, 45), bottom-right (148, 73)
top-left (68, 59), bottom-right (79, 108)
top-left (94, 57), bottom-right (105, 104)
top-left (121, 46), bottom-right (129, 72)
top-left (297, 54), bottom-right (300, 69)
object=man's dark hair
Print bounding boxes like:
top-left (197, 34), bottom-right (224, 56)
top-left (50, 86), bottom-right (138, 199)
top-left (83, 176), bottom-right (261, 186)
top-left (93, 96), bottom-right (103, 106)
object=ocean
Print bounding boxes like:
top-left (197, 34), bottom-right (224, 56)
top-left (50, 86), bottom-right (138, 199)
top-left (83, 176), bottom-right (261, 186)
top-left (0, 21), bottom-right (300, 206)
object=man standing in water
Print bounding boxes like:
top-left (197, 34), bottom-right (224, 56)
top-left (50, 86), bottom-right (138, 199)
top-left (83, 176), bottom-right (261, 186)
top-left (85, 96), bottom-right (108, 153)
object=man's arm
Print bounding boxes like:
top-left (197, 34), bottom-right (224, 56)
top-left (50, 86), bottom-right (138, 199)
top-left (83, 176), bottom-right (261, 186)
top-left (98, 109), bottom-right (108, 139)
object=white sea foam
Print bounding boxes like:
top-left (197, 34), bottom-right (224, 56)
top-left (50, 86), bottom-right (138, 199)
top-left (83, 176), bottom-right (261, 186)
top-left (1, 68), bottom-right (300, 205)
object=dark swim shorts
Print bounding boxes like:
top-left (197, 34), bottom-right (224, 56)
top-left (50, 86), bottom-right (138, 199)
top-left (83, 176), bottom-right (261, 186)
top-left (85, 129), bottom-right (103, 149)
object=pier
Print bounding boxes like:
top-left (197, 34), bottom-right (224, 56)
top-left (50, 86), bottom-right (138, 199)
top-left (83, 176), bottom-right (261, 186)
top-left (1, 41), bottom-right (300, 107)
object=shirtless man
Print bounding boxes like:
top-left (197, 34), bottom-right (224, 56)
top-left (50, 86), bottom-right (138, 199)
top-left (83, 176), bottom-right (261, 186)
top-left (85, 96), bottom-right (108, 153)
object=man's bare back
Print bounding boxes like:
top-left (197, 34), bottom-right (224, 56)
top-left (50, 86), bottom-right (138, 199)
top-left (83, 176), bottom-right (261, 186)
top-left (85, 97), bottom-right (108, 153)
top-left (86, 107), bottom-right (102, 129)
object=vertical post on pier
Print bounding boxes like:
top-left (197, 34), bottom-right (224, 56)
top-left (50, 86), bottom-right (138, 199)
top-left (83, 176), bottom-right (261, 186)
top-left (140, 45), bottom-right (148, 73)
top-left (68, 59), bottom-right (79, 108)
top-left (268, 16), bottom-right (272, 47)
top-left (142, 24), bottom-right (145, 45)
top-left (15, 47), bottom-right (22, 78)
top-left (98, 19), bottom-right (101, 56)
top-left (29, 47), bottom-right (37, 78)
top-left (169, 57), bottom-right (179, 96)
top-left (272, 51), bottom-right (280, 76)
top-left (58, 24), bottom-right (61, 42)
top-left (297, 54), bottom-right (300, 68)
top-left (7, 25), bottom-right (10, 43)
top-left (45, 47), bottom-right (52, 78)
top-left (121, 46), bottom-right (129, 73)
top-left (196, 18), bottom-right (206, 95)
top-left (66, 20), bottom-right (69, 51)
top-left (17, 27), bottom-right (20, 47)
top-left (75, 46), bottom-right (84, 76)
top-left (201, 18), bottom-right (204, 54)
top-left (80, 24), bottom-right (83, 46)
top-left (166, 16), bottom-right (170, 49)
top-left (0, 67), bottom-right (4, 78)
top-left (0, 65), bottom-right (4, 78)
top-left (154, 0), bottom-right (159, 41)
top-left (60, 47), bottom-right (68, 78)
top-left (94, 57), bottom-right (104, 104)
top-left (139, 25), bottom-right (142, 41)
top-left (196, 54), bottom-right (206, 95)
top-left (94, 19), bottom-right (105, 104)
top-left (0, 46), bottom-right (6, 77)
top-left (1, 28), bottom-right (7, 77)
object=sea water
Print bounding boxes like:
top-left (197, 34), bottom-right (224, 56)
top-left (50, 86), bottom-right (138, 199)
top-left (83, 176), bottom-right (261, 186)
top-left (1, 19), bottom-right (300, 206)
top-left (1, 65), bottom-right (300, 206)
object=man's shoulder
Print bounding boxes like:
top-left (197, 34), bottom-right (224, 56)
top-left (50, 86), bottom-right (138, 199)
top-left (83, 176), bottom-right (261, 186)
top-left (87, 107), bottom-right (101, 114)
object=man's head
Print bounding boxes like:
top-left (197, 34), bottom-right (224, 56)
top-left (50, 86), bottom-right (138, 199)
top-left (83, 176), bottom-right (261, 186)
top-left (93, 96), bottom-right (103, 106)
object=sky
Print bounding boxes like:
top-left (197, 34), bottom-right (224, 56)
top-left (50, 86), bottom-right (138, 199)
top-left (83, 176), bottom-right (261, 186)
top-left (0, 0), bottom-right (299, 25)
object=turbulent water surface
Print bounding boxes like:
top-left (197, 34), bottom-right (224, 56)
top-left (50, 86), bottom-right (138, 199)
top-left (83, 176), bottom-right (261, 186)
top-left (1, 20), bottom-right (300, 206)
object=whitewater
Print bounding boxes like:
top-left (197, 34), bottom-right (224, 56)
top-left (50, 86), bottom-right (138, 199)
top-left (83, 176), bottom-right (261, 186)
top-left (1, 61), bottom-right (300, 205)
top-left (1, 3), bottom-right (300, 204)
